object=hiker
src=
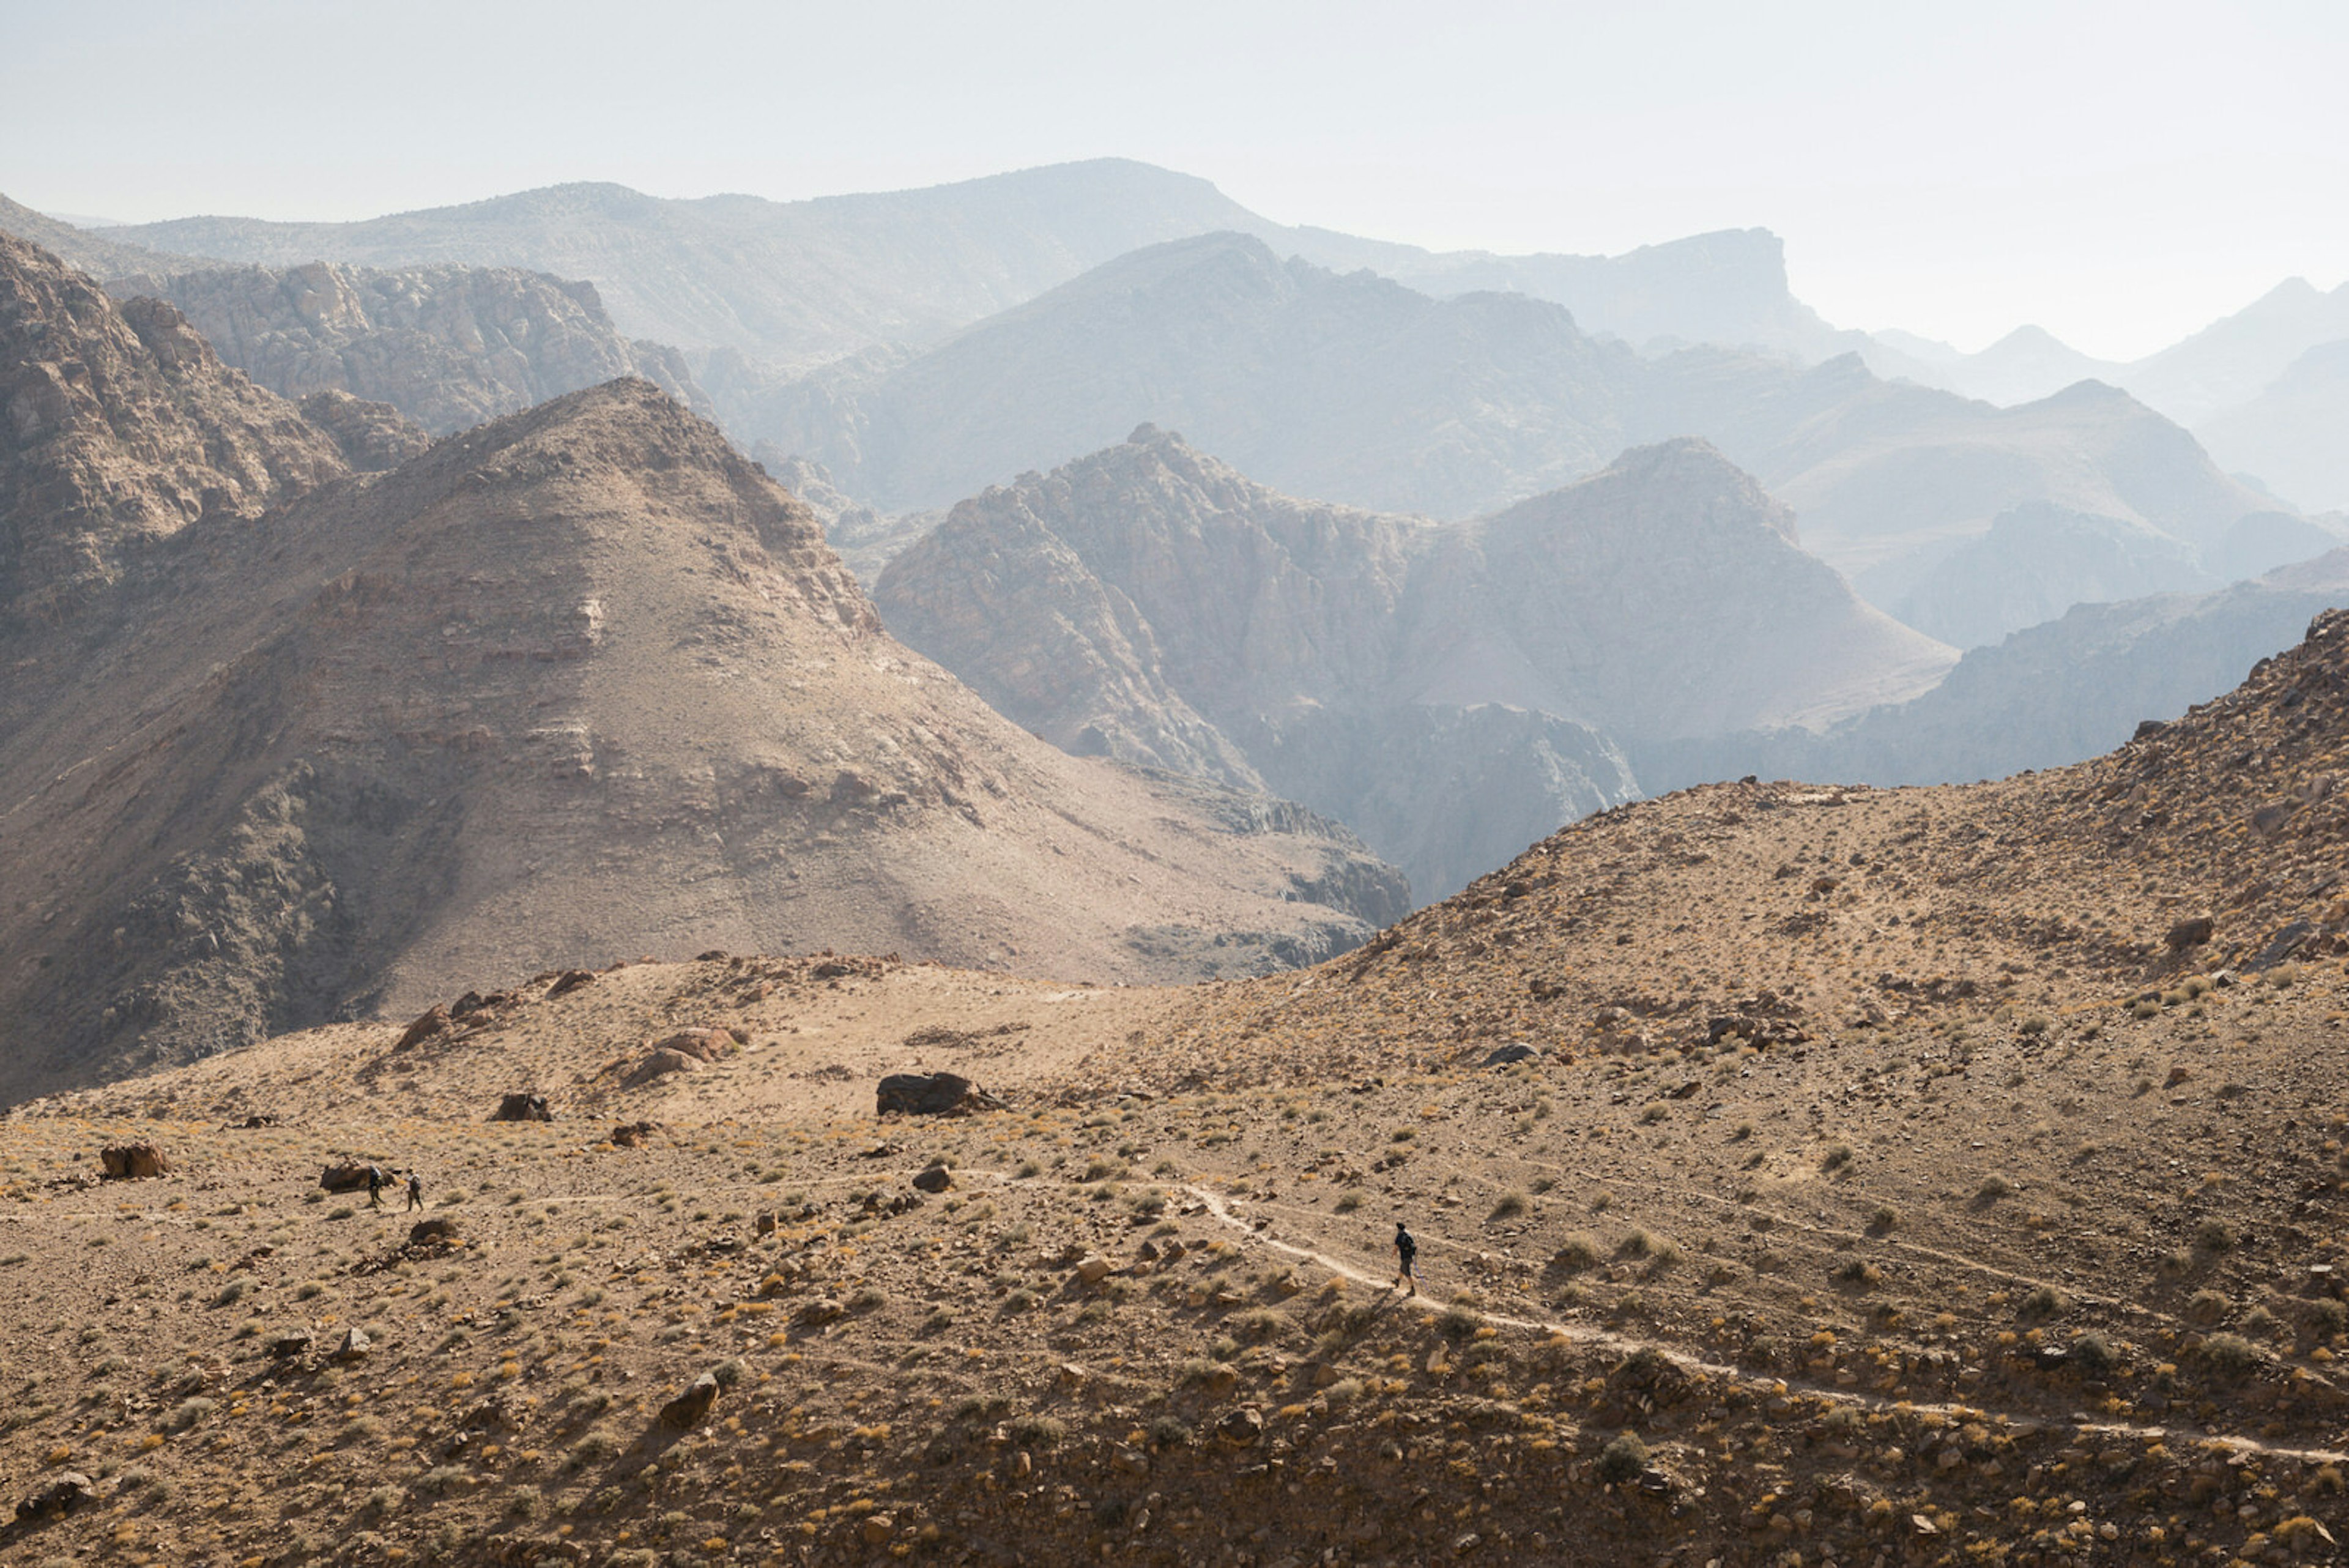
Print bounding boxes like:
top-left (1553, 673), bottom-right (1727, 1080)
top-left (366, 1165), bottom-right (384, 1209)
top-left (1393, 1221), bottom-right (1418, 1296)
top-left (405, 1172), bottom-right (424, 1212)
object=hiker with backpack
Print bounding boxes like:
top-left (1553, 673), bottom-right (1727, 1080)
top-left (1393, 1220), bottom-right (1419, 1295)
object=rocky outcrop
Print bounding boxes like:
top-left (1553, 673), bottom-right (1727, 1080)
top-left (106, 259), bottom-right (713, 435)
top-left (1, 234), bottom-right (347, 622)
top-left (297, 390), bottom-right (430, 472)
top-left (879, 429), bottom-right (1946, 899)
top-left (0, 259), bottom-right (1407, 1099)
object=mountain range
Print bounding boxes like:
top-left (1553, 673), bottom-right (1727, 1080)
top-left (0, 234), bottom-right (1406, 1101)
top-left (72, 160), bottom-right (1837, 374)
top-left (751, 231), bottom-right (2318, 648)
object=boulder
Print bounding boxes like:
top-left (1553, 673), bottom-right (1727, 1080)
top-left (1075, 1254), bottom-right (1112, 1285)
top-left (99, 1142), bottom-right (169, 1179)
top-left (15, 1471), bottom-right (95, 1520)
top-left (625, 1049), bottom-right (700, 1087)
top-left (546, 968), bottom-right (597, 998)
top-left (393, 1004), bottom-right (452, 1050)
top-left (267, 1328), bottom-right (316, 1358)
top-left (2165, 915), bottom-right (2215, 953)
top-left (911, 1164), bottom-right (953, 1194)
top-left (491, 1092), bottom-right (552, 1123)
top-left (610, 1120), bottom-right (658, 1148)
top-left (409, 1216), bottom-right (461, 1246)
top-left (650, 1028), bottom-right (735, 1063)
top-left (332, 1327), bottom-right (372, 1362)
top-left (1480, 1043), bottom-right (1538, 1068)
top-left (875, 1071), bottom-right (1004, 1117)
top-left (659, 1372), bottom-right (719, 1430)
top-left (793, 1297), bottom-right (847, 1326)
top-left (1214, 1407), bottom-right (1264, 1447)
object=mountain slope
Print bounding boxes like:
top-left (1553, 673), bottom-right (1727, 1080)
top-left (876, 429), bottom-right (1950, 898)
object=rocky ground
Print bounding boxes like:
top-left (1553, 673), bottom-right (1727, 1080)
top-left (7, 614), bottom-right (2349, 1565)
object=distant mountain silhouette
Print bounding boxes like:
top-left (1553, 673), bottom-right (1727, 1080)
top-left (77, 162), bottom-right (1839, 372)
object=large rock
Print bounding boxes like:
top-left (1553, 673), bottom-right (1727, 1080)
top-left (624, 1049), bottom-right (702, 1087)
top-left (319, 1162), bottom-right (377, 1193)
top-left (393, 1005), bottom-right (451, 1050)
top-left (650, 1028), bottom-right (736, 1063)
top-left (876, 1072), bottom-right (1003, 1117)
top-left (15, 1471), bottom-right (95, 1520)
top-left (491, 1092), bottom-right (552, 1123)
top-left (99, 1142), bottom-right (169, 1179)
top-left (659, 1372), bottom-right (719, 1430)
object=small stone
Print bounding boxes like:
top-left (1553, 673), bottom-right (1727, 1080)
top-left (861, 1514), bottom-right (894, 1546)
top-left (333, 1327), bottom-right (372, 1362)
top-left (1215, 1406), bottom-right (1264, 1447)
top-left (755, 1210), bottom-right (777, 1236)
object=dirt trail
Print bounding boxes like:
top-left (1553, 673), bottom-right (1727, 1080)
top-left (1179, 1183), bottom-right (2349, 1467)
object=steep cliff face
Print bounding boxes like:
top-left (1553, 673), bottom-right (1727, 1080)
top-left (877, 430), bottom-right (1949, 899)
top-left (105, 259), bottom-right (713, 435)
top-left (0, 259), bottom-right (1406, 1099)
top-left (0, 234), bottom-right (347, 622)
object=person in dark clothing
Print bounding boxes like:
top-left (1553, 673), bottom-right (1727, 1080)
top-left (366, 1165), bottom-right (384, 1209)
top-left (405, 1172), bottom-right (424, 1212)
top-left (1393, 1221), bottom-right (1418, 1295)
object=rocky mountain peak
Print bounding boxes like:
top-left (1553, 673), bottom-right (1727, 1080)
top-left (0, 233), bottom-right (347, 622)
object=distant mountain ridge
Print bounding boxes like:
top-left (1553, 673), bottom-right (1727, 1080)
top-left (78, 161), bottom-right (1838, 374)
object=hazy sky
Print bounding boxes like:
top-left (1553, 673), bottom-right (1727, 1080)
top-left (6, 0), bottom-right (2343, 359)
